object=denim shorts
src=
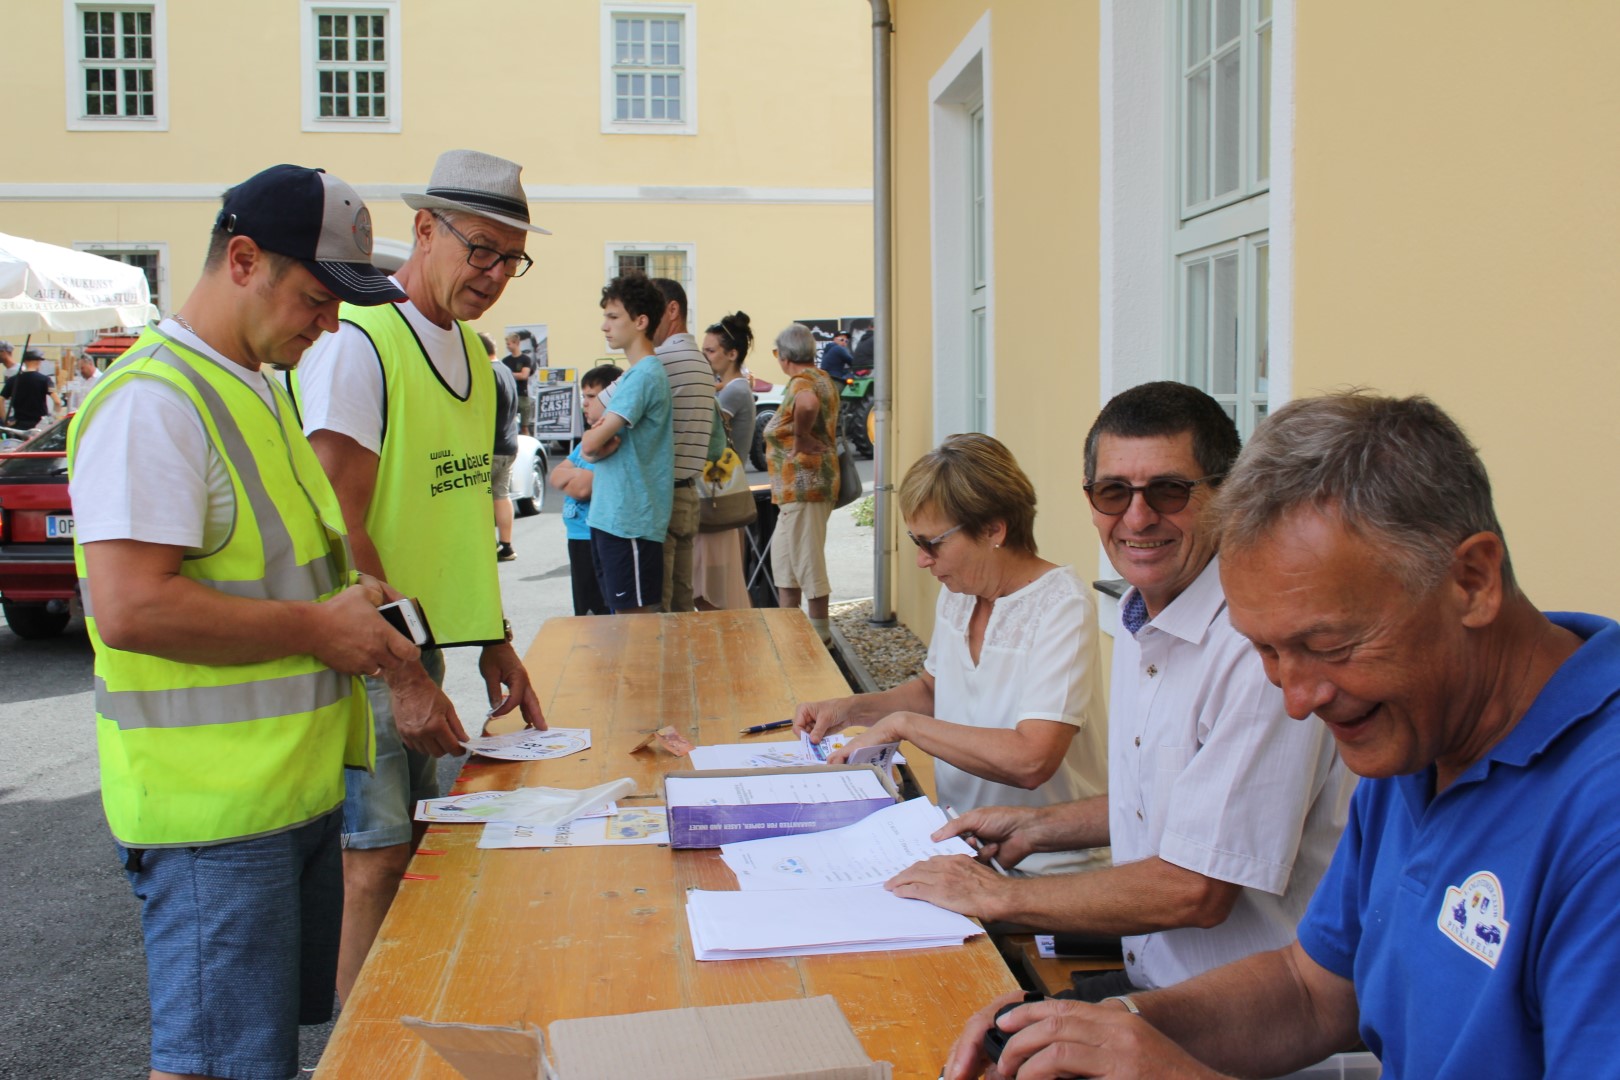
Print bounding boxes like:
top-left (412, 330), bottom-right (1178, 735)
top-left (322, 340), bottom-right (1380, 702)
top-left (119, 809), bottom-right (342, 1080)
top-left (343, 647), bottom-right (444, 849)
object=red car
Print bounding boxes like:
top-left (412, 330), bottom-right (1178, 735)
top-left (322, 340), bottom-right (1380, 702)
top-left (0, 413), bottom-right (77, 638)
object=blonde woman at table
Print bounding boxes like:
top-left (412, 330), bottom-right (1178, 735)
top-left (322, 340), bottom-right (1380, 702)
top-left (794, 434), bottom-right (1108, 875)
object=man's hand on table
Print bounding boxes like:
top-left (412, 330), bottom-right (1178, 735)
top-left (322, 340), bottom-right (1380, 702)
top-left (949, 996), bottom-right (1226, 1080)
top-left (932, 804), bottom-right (1048, 870)
top-left (479, 641), bottom-right (546, 731)
top-left (887, 853), bottom-right (1011, 917)
top-left (384, 660), bottom-right (469, 757)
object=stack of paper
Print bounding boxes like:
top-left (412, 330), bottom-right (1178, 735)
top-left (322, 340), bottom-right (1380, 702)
top-left (685, 797), bottom-right (984, 961)
top-left (687, 733), bottom-right (906, 771)
top-left (719, 796), bottom-right (974, 889)
top-left (686, 885), bottom-right (982, 960)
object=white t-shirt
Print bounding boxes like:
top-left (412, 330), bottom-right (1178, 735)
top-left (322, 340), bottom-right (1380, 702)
top-left (294, 285), bottom-right (470, 453)
top-left (60, 370), bottom-right (102, 411)
top-left (1108, 556), bottom-right (1354, 990)
top-left (71, 321), bottom-right (278, 552)
top-left (925, 565), bottom-right (1110, 876)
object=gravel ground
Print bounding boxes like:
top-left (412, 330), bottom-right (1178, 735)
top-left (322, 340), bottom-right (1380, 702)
top-left (830, 598), bottom-right (927, 691)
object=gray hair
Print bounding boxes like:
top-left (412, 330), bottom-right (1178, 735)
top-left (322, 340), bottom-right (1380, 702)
top-left (1216, 392), bottom-right (1515, 593)
top-left (773, 322), bottom-right (818, 367)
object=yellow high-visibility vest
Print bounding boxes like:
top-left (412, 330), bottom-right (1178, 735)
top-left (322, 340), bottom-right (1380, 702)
top-left (69, 329), bottom-right (371, 847)
top-left (294, 304), bottom-right (503, 645)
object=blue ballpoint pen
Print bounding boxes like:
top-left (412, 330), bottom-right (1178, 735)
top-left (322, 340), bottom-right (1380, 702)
top-left (738, 718), bottom-right (793, 735)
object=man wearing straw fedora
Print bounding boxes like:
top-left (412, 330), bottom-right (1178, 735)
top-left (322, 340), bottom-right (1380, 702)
top-left (293, 149), bottom-right (549, 1002)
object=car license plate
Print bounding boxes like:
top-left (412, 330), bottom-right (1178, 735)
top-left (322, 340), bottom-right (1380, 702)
top-left (46, 514), bottom-right (75, 540)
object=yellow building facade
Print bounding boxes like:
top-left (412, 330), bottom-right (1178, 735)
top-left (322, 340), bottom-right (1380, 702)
top-left (0, 0), bottom-right (874, 371)
top-left (884, 0), bottom-right (1620, 643)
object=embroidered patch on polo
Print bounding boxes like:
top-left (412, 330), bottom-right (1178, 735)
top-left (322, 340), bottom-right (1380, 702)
top-left (1437, 870), bottom-right (1510, 968)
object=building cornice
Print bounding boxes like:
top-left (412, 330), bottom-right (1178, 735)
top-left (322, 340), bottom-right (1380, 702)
top-left (0, 183), bottom-right (873, 206)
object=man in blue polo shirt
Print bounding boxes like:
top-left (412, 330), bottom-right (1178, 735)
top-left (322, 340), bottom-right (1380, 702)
top-left (940, 392), bottom-right (1620, 1080)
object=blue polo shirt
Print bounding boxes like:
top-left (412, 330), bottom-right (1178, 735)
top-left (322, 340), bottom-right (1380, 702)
top-left (586, 357), bottom-right (672, 543)
top-left (1297, 612), bottom-right (1620, 1079)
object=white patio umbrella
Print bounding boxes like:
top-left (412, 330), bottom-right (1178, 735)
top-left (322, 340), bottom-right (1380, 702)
top-left (0, 232), bottom-right (159, 336)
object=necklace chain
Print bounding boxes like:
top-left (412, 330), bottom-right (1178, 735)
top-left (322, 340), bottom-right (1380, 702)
top-left (172, 312), bottom-right (197, 335)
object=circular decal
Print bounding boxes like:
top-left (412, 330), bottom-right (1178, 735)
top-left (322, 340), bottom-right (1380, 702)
top-left (352, 206), bottom-right (374, 256)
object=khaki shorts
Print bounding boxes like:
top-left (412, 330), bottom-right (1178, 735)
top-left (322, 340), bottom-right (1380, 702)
top-left (771, 500), bottom-right (832, 597)
top-left (491, 453), bottom-right (514, 499)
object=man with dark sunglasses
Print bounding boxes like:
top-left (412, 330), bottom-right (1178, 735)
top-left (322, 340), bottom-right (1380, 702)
top-left (891, 381), bottom-right (1351, 1004)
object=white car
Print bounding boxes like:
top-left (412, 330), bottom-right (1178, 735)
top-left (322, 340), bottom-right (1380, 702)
top-left (509, 434), bottom-right (551, 516)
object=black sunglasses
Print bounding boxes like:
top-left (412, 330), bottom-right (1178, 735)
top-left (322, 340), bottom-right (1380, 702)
top-left (430, 212), bottom-right (533, 278)
top-left (1083, 476), bottom-right (1222, 516)
top-left (906, 523), bottom-right (964, 557)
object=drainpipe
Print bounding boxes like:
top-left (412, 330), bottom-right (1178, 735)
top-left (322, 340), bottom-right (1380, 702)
top-left (868, 0), bottom-right (896, 626)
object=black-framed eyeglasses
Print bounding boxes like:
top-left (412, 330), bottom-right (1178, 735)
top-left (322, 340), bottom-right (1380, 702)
top-left (906, 523), bottom-right (964, 557)
top-left (430, 212), bottom-right (533, 278)
top-left (1083, 476), bottom-right (1222, 516)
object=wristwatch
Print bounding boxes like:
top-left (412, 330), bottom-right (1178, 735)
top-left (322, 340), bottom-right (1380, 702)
top-left (502, 618), bottom-right (514, 644)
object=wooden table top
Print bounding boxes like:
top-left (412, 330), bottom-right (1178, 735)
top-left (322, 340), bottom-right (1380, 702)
top-left (315, 608), bottom-right (1018, 1079)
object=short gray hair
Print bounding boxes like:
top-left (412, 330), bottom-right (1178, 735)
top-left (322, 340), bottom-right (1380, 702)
top-left (773, 323), bottom-right (818, 367)
top-left (1216, 392), bottom-right (1515, 593)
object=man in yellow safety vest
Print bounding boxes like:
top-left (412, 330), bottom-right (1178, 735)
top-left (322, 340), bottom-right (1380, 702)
top-left (70, 164), bottom-right (420, 1080)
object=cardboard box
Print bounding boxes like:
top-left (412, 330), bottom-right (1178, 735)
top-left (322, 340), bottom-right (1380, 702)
top-left (663, 765), bottom-right (900, 849)
top-left (404, 995), bottom-right (893, 1079)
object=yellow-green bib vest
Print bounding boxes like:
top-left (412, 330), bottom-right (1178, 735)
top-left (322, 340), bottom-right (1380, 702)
top-left (68, 329), bottom-right (372, 848)
top-left (293, 303), bottom-right (503, 646)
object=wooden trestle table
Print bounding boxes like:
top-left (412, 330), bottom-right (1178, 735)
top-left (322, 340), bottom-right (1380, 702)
top-left (314, 608), bottom-right (1019, 1078)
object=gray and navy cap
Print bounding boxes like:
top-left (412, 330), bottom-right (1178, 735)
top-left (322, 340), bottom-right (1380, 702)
top-left (216, 164), bottom-right (406, 306)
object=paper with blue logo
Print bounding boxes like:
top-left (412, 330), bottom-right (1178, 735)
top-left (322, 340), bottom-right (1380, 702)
top-left (718, 796), bottom-right (974, 890)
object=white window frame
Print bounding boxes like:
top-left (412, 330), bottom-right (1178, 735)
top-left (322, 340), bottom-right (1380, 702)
top-left (603, 242), bottom-right (698, 319)
top-left (62, 1), bottom-right (168, 131)
top-left (300, 0), bottom-right (401, 134)
top-left (1177, 0), bottom-right (1271, 221)
top-left (72, 240), bottom-right (168, 317)
top-left (928, 13), bottom-right (994, 442)
top-left (600, 2), bottom-right (697, 136)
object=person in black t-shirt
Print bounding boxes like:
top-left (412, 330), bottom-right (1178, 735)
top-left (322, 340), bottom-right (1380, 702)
top-left (2, 351), bottom-right (56, 430)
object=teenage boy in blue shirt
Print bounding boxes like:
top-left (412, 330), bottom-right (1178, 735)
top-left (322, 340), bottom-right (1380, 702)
top-left (579, 274), bottom-right (673, 614)
top-left (549, 364), bottom-right (620, 616)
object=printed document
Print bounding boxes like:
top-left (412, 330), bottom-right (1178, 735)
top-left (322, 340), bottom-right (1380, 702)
top-left (719, 797), bottom-right (974, 890)
top-left (686, 884), bottom-right (982, 960)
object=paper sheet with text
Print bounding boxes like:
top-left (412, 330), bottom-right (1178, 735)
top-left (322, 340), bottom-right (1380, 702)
top-left (719, 797), bottom-right (974, 890)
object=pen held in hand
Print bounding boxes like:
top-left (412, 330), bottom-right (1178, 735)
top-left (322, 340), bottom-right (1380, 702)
top-left (942, 805), bottom-right (1010, 876)
top-left (738, 718), bottom-right (793, 735)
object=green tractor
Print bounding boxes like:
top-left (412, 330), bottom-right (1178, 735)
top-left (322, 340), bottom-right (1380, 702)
top-left (838, 375), bottom-right (874, 459)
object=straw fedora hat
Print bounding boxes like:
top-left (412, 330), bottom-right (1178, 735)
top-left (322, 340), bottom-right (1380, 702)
top-left (402, 149), bottom-right (551, 235)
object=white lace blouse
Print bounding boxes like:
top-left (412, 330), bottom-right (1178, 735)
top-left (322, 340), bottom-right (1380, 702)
top-left (925, 565), bottom-right (1109, 875)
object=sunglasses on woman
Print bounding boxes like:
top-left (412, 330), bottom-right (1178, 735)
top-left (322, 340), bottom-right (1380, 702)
top-left (1083, 476), bottom-right (1221, 516)
top-left (906, 523), bottom-right (964, 557)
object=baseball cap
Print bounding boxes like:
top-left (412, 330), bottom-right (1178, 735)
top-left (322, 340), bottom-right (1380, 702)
top-left (216, 165), bottom-right (406, 306)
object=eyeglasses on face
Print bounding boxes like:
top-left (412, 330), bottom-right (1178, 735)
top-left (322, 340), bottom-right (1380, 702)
top-left (906, 522), bottom-right (965, 557)
top-left (1083, 476), bottom-right (1222, 516)
top-left (430, 212), bottom-right (533, 278)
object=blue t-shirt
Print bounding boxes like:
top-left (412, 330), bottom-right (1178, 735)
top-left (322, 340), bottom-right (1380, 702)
top-left (1296, 612), bottom-right (1620, 1079)
top-left (586, 357), bottom-right (673, 542)
top-left (561, 445), bottom-right (594, 542)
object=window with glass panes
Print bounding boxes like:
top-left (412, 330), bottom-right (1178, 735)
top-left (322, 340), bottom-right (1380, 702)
top-left (314, 10), bottom-right (388, 119)
top-left (612, 14), bottom-right (684, 123)
top-left (615, 249), bottom-right (689, 284)
top-left (1175, 0), bottom-right (1271, 433)
top-left (77, 6), bottom-right (155, 119)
